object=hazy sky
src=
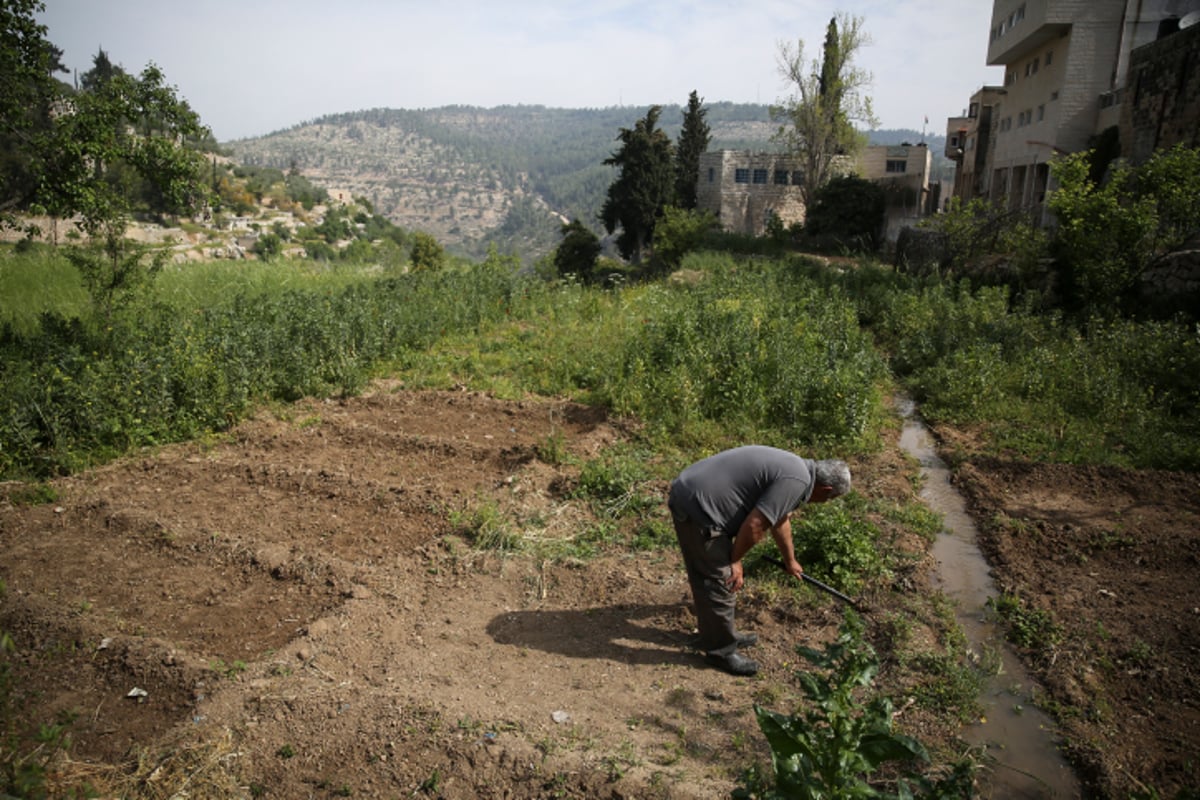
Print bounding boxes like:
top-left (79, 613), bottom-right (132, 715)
top-left (37, 1), bottom-right (1001, 142)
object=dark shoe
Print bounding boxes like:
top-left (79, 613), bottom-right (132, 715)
top-left (705, 651), bottom-right (759, 676)
top-left (735, 631), bottom-right (758, 648)
top-left (687, 631), bottom-right (757, 650)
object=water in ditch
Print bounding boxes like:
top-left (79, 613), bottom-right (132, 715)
top-left (897, 399), bottom-right (1082, 798)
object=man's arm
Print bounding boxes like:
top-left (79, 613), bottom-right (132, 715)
top-left (768, 516), bottom-right (804, 579)
top-left (727, 508), bottom-right (805, 589)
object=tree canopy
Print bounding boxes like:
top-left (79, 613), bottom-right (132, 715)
top-left (771, 12), bottom-right (877, 206)
top-left (2, 4), bottom-right (211, 235)
top-left (1, 0), bottom-right (65, 222)
top-left (600, 106), bottom-right (676, 263)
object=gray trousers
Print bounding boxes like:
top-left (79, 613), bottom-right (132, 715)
top-left (670, 502), bottom-right (739, 656)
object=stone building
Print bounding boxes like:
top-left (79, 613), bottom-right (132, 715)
top-left (945, 0), bottom-right (1200, 217)
top-left (857, 143), bottom-right (934, 241)
top-left (697, 146), bottom-right (934, 241)
top-left (696, 150), bottom-right (807, 236)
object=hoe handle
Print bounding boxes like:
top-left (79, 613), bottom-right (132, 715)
top-left (761, 555), bottom-right (862, 610)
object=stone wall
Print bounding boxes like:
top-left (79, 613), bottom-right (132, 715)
top-left (1140, 234), bottom-right (1200, 316)
top-left (1120, 22), bottom-right (1200, 164)
top-left (696, 150), bottom-right (807, 236)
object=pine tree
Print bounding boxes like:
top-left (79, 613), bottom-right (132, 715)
top-left (674, 91), bottom-right (711, 210)
top-left (600, 106), bottom-right (675, 263)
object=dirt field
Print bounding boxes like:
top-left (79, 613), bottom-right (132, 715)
top-left (2, 386), bottom-right (1198, 798)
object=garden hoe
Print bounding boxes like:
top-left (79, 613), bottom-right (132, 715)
top-left (761, 555), bottom-right (868, 612)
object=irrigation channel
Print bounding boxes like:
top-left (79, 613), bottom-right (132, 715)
top-left (897, 398), bottom-right (1083, 798)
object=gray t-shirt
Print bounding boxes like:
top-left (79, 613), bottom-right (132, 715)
top-left (669, 445), bottom-right (816, 536)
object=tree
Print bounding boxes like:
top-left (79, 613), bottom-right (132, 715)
top-left (675, 91), bottom-right (711, 210)
top-left (771, 13), bottom-right (877, 207)
top-left (553, 218), bottom-right (601, 281)
top-left (409, 231), bottom-right (446, 272)
top-left (600, 106), bottom-right (675, 263)
top-left (1049, 143), bottom-right (1200, 317)
top-left (78, 47), bottom-right (124, 93)
top-left (1, 0), bottom-right (65, 224)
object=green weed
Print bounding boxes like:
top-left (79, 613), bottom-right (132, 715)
top-left (735, 611), bottom-right (977, 799)
top-left (989, 594), bottom-right (1064, 652)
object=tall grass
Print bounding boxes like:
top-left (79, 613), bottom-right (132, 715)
top-left (3, 245), bottom-right (1198, 477)
top-left (0, 246), bottom-right (90, 335)
top-left (0, 256), bottom-right (524, 477)
top-left (857, 270), bottom-right (1200, 469)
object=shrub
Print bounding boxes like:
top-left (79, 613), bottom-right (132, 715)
top-left (803, 175), bottom-right (886, 252)
top-left (1049, 144), bottom-right (1200, 317)
top-left (252, 232), bottom-right (282, 261)
top-left (650, 206), bottom-right (719, 272)
top-left (552, 219), bottom-right (601, 281)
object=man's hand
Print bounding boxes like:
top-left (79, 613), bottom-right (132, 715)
top-left (782, 557), bottom-right (804, 580)
top-left (726, 560), bottom-right (745, 592)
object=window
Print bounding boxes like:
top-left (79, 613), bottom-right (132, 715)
top-left (1025, 62), bottom-right (1032, 76)
top-left (967, 135), bottom-right (975, 151)
top-left (708, 167), bottom-right (715, 183)
top-left (969, 102), bottom-right (979, 118)
top-left (1037, 104), bottom-right (1045, 122)
top-left (774, 169), bottom-right (789, 185)
top-left (752, 168), bottom-right (768, 184)
top-left (885, 160), bottom-right (907, 173)
top-left (1032, 57), bottom-right (1039, 74)
top-left (949, 135), bottom-right (959, 147)
top-left (734, 168), bottom-right (750, 184)
top-left (1045, 50), bottom-right (1053, 66)
top-left (1051, 89), bottom-right (1059, 101)
top-left (1006, 70), bottom-right (1016, 86)
top-left (791, 170), bottom-right (805, 186)
top-left (1016, 4), bottom-right (1025, 22)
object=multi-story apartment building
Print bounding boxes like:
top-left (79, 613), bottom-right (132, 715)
top-left (947, 0), bottom-right (1200, 218)
top-left (946, 86), bottom-right (1005, 204)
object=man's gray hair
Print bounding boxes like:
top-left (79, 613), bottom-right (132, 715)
top-left (815, 459), bottom-right (852, 497)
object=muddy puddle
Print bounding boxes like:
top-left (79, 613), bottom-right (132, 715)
top-left (897, 399), bottom-right (1082, 798)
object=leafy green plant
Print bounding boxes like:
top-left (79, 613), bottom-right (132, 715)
top-left (571, 445), bottom-right (656, 518)
top-left (988, 594), bottom-right (1063, 651)
top-left (791, 501), bottom-right (884, 594)
top-left (736, 612), bottom-right (975, 799)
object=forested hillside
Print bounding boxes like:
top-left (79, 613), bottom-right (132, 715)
top-left (225, 104), bottom-right (945, 261)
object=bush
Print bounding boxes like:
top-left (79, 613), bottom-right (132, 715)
top-left (803, 175), bottom-right (886, 252)
top-left (409, 232), bottom-right (446, 272)
top-left (1050, 143), bottom-right (1200, 317)
top-left (552, 219), bottom-right (601, 281)
top-left (650, 206), bottom-right (719, 273)
top-left (252, 232), bottom-right (283, 261)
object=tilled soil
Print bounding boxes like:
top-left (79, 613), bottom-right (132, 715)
top-left (2, 386), bottom-right (1198, 798)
